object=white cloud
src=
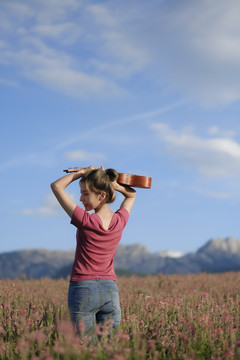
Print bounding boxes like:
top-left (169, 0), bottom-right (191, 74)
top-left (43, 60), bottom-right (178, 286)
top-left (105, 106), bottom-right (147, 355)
top-left (18, 191), bottom-right (76, 217)
top-left (1, 37), bottom-right (125, 98)
top-left (2, 1), bottom-right (34, 20)
top-left (191, 187), bottom-right (233, 199)
top-left (208, 126), bottom-right (236, 138)
top-left (151, 122), bottom-right (240, 178)
top-left (86, 4), bottom-right (118, 28)
top-left (85, 3), bottom-right (150, 78)
top-left (34, 0), bottom-right (80, 23)
top-left (148, 0), bottom-right (240, 105)
top-left (85, 0), bottom-right (240, 105)
top-left (0, 151), bottom-right (53, 171)
top-left (208, 126), bottom-right (220, 136)
top-left (25, 64), bottom-right (125, 99)
top-left (2, 0), bottom-right (240, 103)
top-left (32, 23), bottom-right (82, 44)
top-left (0, 1), bottom-right (126, 98)
top-left (65, 150), bottom-right (106, 162)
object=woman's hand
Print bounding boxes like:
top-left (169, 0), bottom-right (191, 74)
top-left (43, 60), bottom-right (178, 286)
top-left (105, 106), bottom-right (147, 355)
top-left (112, 180), bottom-right (120, 191)
top-left (112, 180), bottom-right (135, 195)
top-left (83, 165), bottom-right (96, 173)
top-left (75, 165), bottom-right (96, 176)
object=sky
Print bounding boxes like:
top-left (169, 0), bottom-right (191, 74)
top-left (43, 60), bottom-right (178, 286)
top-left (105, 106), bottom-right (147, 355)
top-left (1, 0), bottom-right (240, 255)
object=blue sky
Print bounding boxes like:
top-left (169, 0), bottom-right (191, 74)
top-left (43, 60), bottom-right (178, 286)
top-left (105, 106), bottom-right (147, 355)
top-left (1, 0), bottom-right (240, 255)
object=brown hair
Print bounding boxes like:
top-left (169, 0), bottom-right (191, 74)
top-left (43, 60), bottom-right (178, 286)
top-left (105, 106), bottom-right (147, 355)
top-left (80, 168), bottom-right (118, 204)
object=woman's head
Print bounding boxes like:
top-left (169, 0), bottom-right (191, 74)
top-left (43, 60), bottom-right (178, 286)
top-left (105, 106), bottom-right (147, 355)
top-left (80, 168), bottom-right (118, 204)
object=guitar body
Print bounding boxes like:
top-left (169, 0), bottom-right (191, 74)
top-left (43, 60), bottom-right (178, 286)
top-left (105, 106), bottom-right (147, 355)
top-left (63, 168), bottom-right (152, 189)
top-left (117, 173), bottom-right (152, 189)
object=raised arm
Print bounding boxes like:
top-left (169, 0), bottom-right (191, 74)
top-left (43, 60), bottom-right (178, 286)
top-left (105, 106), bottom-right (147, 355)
top-left (50, 166), bottom-right (95, 218)
top-left (113, 181), bottom-right (136, 213)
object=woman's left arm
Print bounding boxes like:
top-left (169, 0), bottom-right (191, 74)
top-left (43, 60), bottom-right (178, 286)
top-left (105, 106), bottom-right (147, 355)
top-left (112, 181), bottom-right (136, 213)
top-left (51, 166), bottom-right (94, 218)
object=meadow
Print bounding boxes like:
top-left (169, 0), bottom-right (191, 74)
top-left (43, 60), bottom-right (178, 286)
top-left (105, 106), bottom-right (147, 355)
top-left (1, 272), bottom-right (240, 359)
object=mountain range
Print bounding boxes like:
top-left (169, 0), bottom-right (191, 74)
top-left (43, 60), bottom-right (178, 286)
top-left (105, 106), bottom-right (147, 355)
top-left (1, 237), bottom-right (240, 279)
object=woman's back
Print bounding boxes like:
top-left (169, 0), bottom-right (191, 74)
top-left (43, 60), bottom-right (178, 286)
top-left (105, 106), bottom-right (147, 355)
top-left (70, 206), bottom-right (129, 281)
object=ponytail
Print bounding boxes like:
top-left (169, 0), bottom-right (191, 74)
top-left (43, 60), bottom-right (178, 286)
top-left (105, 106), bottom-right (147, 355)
top-left (105, 168), bottom-right (118, 182)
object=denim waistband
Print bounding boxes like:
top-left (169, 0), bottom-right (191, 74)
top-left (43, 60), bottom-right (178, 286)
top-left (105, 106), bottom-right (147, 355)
top-left (69, 279), bottom-right (116, 285)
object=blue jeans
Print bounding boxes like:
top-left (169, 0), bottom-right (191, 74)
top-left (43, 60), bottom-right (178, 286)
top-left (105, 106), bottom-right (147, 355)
top-left (68, 279), bottom-right (121, 335)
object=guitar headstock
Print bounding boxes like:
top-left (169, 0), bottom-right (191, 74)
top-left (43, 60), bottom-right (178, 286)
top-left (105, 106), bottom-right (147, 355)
top-left (63, 167), bottom-right (82, 173)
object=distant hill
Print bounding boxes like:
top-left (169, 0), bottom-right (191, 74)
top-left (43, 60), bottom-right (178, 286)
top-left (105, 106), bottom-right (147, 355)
top-left (1, 237), bottom-right (240, 279)
top-left (0, 249), bottom-right (74, 279)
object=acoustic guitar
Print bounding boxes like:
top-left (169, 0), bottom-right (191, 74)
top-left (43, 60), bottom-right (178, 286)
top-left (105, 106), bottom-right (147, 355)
top-left (63, 168), bottom-right (152, 189)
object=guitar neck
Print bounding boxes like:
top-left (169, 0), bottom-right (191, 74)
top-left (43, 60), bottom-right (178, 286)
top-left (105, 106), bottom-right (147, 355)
top-left (63, 168), bottom-right (82, 173)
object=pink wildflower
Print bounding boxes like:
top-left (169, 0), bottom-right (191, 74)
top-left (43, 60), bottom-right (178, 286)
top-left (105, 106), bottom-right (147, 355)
top-left (113, 355), bottom-right (126, 360)
top-left (53, 340), bottom-right (65, 355)
top-left (120, 333), bottom-right (130, 341)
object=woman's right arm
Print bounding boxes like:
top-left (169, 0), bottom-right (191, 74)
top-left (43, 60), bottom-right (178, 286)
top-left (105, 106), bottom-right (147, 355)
top-left (51, 166), bottom-right (94, 218)
top-left (113, 181), bottom-right (136, 213)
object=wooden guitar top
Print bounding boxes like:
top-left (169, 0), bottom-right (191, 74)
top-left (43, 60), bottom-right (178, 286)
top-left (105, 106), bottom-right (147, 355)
top-left (117, 173), bottom-right (152, 189)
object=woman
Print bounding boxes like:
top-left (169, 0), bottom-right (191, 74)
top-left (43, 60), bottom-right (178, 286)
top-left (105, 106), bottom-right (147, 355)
top-left (51, 166), bottom-right (136, 337)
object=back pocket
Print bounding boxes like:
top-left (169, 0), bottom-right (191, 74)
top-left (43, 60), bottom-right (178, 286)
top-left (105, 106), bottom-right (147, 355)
top-left (74, 287), bottom-right (91, 312)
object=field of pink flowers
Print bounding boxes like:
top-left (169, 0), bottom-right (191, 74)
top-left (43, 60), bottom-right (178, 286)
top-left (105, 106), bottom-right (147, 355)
top-left (1, 272), bottom-right (240, 359)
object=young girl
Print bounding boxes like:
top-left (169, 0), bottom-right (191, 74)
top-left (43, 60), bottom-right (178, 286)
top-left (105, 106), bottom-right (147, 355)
top-left (51, 166), bottom-right (136, 336)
